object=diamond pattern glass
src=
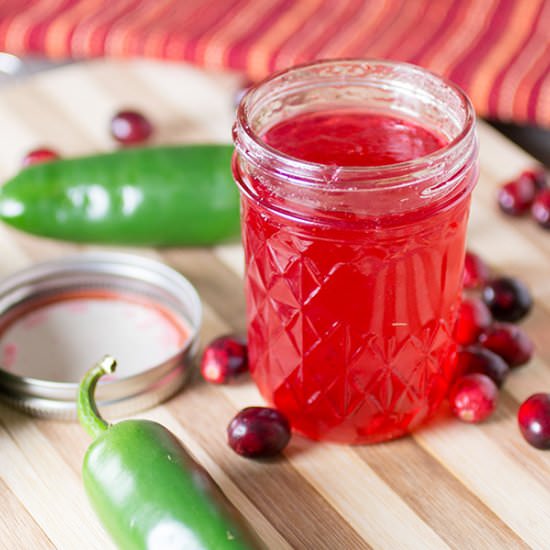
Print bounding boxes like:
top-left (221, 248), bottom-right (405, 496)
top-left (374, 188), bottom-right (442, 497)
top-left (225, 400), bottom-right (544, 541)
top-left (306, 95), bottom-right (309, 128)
top-left (241, 197), bottom-right (470, 444)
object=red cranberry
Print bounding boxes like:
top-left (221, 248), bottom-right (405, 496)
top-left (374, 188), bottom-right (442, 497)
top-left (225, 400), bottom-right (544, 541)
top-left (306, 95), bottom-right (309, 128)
top-left (518, 393), bottom-right (550, 449)
top-left (449, 374), bottom-right (498, 423)
top-left (531, 189), bottom-right (550, 229)
top-left (479, 323), bottom-right (534, 368)
top-left (482, 276), bottom-right (532, 323)
top-left (453, 297), bottom-right (492, 346)
top-left (456, 346), bottom-right (510, 388)
top-left (522, 168), bottom-right (547, 191)
top-left (227, 407), bottom-right (291, 458)
top-left (463, 251), bottom-right (490, 289)
top-left (497, 173), bottom-right (538, 216)
top-left (110, 110), bottom-right (153, 144)
top-left (200, 335), bottom-right (248, 384)
top-left (22, 147), bottom-right (59, 167)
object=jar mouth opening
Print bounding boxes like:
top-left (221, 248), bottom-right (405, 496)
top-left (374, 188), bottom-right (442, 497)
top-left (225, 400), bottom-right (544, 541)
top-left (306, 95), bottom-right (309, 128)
top-left (235, 58), bottom-right (476, 189)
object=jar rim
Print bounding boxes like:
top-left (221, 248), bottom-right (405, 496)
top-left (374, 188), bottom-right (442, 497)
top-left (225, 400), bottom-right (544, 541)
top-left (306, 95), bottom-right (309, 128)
top-left (234, 58), bottom-right (476, 189)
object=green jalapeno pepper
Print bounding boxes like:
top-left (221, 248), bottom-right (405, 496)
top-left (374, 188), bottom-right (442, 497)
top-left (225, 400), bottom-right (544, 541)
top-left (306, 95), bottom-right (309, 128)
top-left (0, 144), bottom-right (240, 246)
top-left (78, 356), bottom-right (261, 550)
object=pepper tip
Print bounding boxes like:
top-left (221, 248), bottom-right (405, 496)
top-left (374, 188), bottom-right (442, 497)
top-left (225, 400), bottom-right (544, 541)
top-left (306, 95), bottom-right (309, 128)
top-left (99, 355), bottom-right (117, 375)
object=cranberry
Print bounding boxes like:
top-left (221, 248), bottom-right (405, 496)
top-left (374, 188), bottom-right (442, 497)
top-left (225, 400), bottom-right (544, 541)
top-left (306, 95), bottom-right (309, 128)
top-left (22, 147), bottom-right (59, 167)
top-left (479, 323), bottom-right (534, 368)
top-left (200, 335), bottom-right (248, 384)
top-left (463, 250), bottom-right (490, 289)
top-left (453, 297), bottom-right (492, 346)
top-left (497, 173), bottom-right (539, 216)
top-left (456, 346), bottom-right (510, 388)
top-left (227, 407), bottom-right (291, 458)
top-left (110, 110), bottom-right (153, 144)
top-left (449, 374), bottom-right (498, 423)
top-left (531, 189), bottom-right (550, 229)
top-left (518, 393), bottom-right (550, 449)
top-left (482, 276), bottom-right (532, 323)
top-left (522, 168), bottom-right (547, 191)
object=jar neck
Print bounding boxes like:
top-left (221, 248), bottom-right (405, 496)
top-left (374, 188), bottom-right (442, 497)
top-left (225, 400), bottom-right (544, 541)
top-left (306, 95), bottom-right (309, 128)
top-left (233, 59), bottom-right (478, 222)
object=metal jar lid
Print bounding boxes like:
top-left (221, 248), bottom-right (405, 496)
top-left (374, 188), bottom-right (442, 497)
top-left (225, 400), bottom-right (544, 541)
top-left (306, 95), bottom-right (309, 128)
top-left (0, 252), bottom-right (202, 420)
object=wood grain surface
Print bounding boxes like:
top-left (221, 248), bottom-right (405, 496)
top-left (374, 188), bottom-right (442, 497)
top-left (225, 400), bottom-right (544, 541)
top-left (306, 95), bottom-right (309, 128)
top-left (0, 60), bottom-right (548, 550)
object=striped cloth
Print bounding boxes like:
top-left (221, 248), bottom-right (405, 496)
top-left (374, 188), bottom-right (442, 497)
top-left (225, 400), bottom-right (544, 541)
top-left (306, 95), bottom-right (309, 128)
top-left (0, 0), bottom-right (548, 126)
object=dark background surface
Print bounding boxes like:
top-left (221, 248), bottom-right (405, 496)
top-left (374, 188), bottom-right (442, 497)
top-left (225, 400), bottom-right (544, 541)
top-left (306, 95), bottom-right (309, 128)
top-left (490, 121), bottom-right (550, 168)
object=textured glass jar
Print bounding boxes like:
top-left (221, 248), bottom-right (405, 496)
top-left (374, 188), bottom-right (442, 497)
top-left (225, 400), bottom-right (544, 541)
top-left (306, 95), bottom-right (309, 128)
top-left (233, 59), bottom-right (478, 444)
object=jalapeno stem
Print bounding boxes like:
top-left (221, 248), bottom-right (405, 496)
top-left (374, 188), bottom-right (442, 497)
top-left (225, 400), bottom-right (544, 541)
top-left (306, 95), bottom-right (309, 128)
top-left (78, 356), bottom-right (117, 439)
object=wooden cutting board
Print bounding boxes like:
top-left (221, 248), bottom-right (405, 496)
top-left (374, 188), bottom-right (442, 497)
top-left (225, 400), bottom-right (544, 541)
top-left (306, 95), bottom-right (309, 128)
top-left (0, 60), bottom-right (548, 550)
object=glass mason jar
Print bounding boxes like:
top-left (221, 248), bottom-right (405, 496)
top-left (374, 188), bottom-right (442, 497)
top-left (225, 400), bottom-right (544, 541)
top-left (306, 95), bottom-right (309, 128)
top-left (232, 59), bottom-right (478, 444)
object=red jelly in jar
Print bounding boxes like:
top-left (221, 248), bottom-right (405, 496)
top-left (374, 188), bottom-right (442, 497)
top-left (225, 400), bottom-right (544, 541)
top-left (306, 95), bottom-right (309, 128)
top-left (233, 60), bottom-right (478, 444)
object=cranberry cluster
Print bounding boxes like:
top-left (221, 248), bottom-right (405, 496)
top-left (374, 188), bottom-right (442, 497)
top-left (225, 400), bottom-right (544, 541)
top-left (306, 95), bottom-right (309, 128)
top-left (21, 109), bottom-right (154, 167)
top-left (200, 335), bottom-right (291, 459)
top-left (497, 168), bottom-right (550, 228)
top-left (450, 251), bottom-right (550, 449)
top-left (450, 251), bottom-right (534, 420)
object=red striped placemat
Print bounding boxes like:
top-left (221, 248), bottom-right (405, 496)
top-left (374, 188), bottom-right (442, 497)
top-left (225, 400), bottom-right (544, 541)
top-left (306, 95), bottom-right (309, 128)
top-left (0, 0), bottom-right (548, 127)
